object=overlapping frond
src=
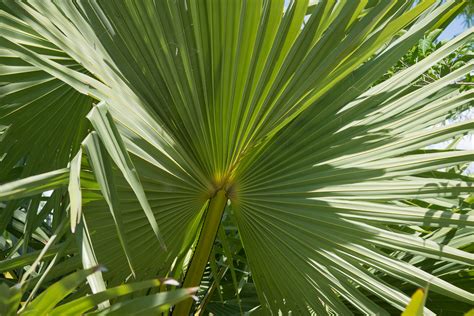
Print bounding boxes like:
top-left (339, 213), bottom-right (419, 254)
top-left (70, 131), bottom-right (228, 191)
top-left (1, 0), bottom-right (473, 314)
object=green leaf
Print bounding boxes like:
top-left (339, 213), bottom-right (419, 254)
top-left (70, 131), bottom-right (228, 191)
top-left (0, 169), bottom-right (69, 200)
top-left (88, 287), bottom-right (198, 316)
top-left (87, 102), bottom-right (165, 250)
top-left (68, 149), bottom-right (82, 233)
top-left (50, 278), bottom-right (167, 316)
top-left (22, 266), bottom-right (102, 315)
top-left (82, 132), bottom-right (137, 277)
top-left (402, 288), bottom-right (427, 316)
top-left (0, 284), bottom-right (22, 316)
top-left (1, 1), bottom-right (472, 314)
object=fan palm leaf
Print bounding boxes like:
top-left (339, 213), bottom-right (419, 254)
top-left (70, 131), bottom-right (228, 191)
top-left (1, 0), bottom-right (473, 314)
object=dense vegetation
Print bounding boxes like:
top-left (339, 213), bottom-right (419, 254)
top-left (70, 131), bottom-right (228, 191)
top-left (1, 1), bottom-right (473, 315)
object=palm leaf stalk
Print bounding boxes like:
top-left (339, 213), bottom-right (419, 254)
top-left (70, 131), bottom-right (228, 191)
top-left (175, 190), bottom-right (228, 315)
top-left (1, 0), bottom-right (473, 314)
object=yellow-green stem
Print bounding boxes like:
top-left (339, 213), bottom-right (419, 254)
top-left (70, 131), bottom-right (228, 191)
top-left (173, 190), bottom-right (227, 315)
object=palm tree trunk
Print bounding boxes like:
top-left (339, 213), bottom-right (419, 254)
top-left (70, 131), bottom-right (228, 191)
top-left (173, 190), bottom-right (227, 315)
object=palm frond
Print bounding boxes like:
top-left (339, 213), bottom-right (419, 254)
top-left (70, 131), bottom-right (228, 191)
top-left (1, 1), bottom-right (472, 314)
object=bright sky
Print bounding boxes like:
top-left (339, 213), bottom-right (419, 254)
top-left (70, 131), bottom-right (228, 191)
top-left (438, 16), bottom-right (468, 40)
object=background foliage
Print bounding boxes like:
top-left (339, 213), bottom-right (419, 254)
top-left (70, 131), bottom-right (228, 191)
top-left (1, 0), bottom-right (473, 315)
